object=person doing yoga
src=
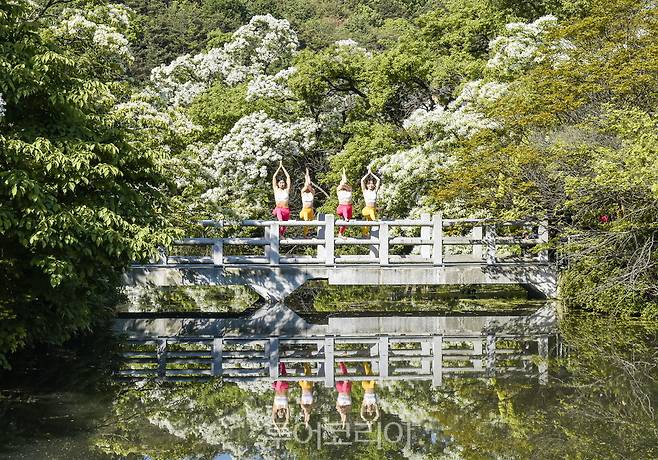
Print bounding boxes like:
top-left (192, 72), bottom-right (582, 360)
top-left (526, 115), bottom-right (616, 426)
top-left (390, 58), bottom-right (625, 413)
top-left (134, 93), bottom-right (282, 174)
top-left (271, 160), bottom-right (291, 236)
top-left (299, 168), bottom-right (315, 237)
top-left (360, 167), bottom-right (381, 236)
top-left (335, 361), bottom-right (352, 428)
top-left (271, 362), bottom-right (290, 433)
top-left (360, 362), bottom-right (380, 427)
top-left (298, 362), bottom-right (315, 428)
top-left (335, 169), bottom-right (353, 237)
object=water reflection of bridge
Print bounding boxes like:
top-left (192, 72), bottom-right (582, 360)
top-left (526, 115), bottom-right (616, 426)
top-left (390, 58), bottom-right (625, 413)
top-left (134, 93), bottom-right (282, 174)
top-left (126, 215), bottom-right (557, 300)
top-left (116, 305), bottom-right (560, 387)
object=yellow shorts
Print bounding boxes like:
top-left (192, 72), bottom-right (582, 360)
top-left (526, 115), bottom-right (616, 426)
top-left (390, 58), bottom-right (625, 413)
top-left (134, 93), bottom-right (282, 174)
top-left (299, 207), bottom-right (315, 221)
top-left (361, 206), bottom-right (376, 221)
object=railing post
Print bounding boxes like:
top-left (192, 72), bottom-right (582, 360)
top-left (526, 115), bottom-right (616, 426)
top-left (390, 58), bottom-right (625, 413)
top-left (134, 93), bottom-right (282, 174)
top-left (485, 225), bottom-right (497, 265)
top-left (317, 213), bottom-right (326, 261)
top-left (324, 214), bottom-right (335, 266)
top-left (211, 338), bottom-right (223, 376)
top-left (324, 337), bottom-right (335, 387)
top-left (486, 334), bottom-right (496, 377)
top-left (212, 240), bottom-right (223, 266)
top-left (379, 336), bottom-right (389, 378)
top-left (538, 335), bottom-right (549, 385)
top-left (420, 213), bottom-right (431, 260)
top-left (316, 340), bottom-right (325, 378)
top-left (379, 222), bottom-right (389, 265)
top-left (538, 219), bottom-right (549, 262)
top-left (370, 342), bottom-right (380, 374)
top-left (432, 335), bottom-right (443, 387)
top-left (432, 213), bottom-right (443, 266)
top-left (472, 226), bottom-right (483, 260)
top-left (157, 338), bottom-right (167, 379)
top-left (473, 338), bottom-right (483, 371)
top-left (421, 340), bottom-right (431, 374)
top-left (268, 222), bottom-right (280, 266)
top-left (268, 338), bottom-right (280, 379)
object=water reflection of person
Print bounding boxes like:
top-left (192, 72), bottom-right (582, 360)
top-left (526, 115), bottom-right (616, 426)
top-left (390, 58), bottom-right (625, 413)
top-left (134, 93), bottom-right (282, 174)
top-left (360, 362), bottom-right (380, 427)
top-left (272, 362), bottom-right (290, 433)
top-left (298, 362), bottom-right (314, 428)
top-left (335, 362), bottom-right (352, 428)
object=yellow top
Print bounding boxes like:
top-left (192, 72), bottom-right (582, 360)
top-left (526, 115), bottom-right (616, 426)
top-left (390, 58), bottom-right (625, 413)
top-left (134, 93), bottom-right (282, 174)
top-left (361, 380), bottom-right (376, 391)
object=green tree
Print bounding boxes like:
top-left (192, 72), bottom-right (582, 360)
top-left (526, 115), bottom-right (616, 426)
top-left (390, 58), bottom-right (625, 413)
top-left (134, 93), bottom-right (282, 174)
top-left (0, 1), bottom-right (173, 367)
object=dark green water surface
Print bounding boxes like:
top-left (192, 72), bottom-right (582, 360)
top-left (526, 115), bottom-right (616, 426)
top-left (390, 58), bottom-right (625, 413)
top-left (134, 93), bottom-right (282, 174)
top-left (1, 286), bottom-right (656, 459)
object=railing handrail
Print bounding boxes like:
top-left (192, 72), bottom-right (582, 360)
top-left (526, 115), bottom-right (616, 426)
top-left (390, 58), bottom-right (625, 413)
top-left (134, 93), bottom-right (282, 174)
top-left (198, 216), bottom-right (546, 228)
top-left (159, 213), bottom-right (551, 268)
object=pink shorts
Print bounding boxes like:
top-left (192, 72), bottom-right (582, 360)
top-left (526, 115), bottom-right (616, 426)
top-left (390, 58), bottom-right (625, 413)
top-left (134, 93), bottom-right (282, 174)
top-left (272, 362), bottom-right (289, 390)
top-left (272, 206), bottom-right (290, 221)
top-left (336, 204), bottom-right (353, 220)
top-left (336, 381), bottom-right (351, 393)
top-left (335, 362), bottom-right (351, 393)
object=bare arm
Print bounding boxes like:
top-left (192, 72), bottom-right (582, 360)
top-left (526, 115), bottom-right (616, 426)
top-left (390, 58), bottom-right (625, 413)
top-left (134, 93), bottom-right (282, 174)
top-left (368, 166), bottom-right (381, 191)
top-left (282, 165), bottom-right (291, 192)
top-left (360, 172), bottom-right (368, 193)
top-left (272, 163), bottom-right (282, 190)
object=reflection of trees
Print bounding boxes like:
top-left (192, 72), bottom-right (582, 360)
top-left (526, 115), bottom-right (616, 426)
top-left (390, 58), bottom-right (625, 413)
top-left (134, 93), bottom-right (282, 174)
top-left (98, 315), bottom-right (657, 459)
top-left (288, 282), bottom-right (539, 314)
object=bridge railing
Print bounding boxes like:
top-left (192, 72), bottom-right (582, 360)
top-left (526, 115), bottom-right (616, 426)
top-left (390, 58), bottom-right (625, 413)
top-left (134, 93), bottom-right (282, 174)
top-left (117, 333), bottom-right (553, 386)
top-left (164, 214), bottom-right (549, 266)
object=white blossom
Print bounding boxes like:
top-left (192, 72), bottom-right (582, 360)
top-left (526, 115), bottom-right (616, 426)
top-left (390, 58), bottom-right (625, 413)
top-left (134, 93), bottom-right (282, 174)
top-left (246, 67), bottom-right (296, 101)
top-left (51, 5), bottom-right (134, 65)
top-left (150, 14), bottom-right (298, 107)
top-left (0, 94), bottom-right (5, 118)
top-left (486, 15), bottom-right (560, 77)
top-left (201, 111), bottom-right (317, 215)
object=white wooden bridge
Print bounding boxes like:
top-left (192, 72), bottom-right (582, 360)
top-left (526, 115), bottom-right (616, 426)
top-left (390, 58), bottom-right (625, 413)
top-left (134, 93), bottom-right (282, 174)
top-left (126, 214), bottom-right (557, 300)
top-left (116, 307), bottom-right (560, 387)
top-left (118, 333), bottom-right (555, 386)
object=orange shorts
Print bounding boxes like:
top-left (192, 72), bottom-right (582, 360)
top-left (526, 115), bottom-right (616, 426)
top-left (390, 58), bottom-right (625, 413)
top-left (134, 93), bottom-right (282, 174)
top-left (299, 207), bottom-right (315, 221)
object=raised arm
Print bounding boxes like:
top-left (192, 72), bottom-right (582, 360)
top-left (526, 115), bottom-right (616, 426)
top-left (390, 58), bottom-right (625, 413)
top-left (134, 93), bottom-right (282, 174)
top-left (360, 170), bottom-right (368, 192)
top-left (281, 164), bottom-right (291, 192)
top-left (272, 161), bottom-right (282, 190)
top-left (337, 168), bottom-right (348, 191)
top-left (370, 167), bottom-right (381, 191)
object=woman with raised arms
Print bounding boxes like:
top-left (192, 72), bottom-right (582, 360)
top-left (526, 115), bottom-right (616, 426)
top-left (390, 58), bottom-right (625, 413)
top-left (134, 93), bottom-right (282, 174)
top-left (271, 160), bottom-right (291, 236)
top-left (360, 166), bottom-right (380, 236)
top-left (335, 169), bottom-right (353, 237)
top-left (299, 168), bottom-right (315, 237)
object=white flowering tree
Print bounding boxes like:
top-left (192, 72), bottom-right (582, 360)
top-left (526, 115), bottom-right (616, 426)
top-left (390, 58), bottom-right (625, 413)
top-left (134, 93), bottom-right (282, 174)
top-left (201, 111), bottom-right (318, 217)
top-left (372, 16), bottom-right (563, 218)
top-left (149, 14), bottom-right (298, 107)
top-left (50, 4), bottom-right (135, 72)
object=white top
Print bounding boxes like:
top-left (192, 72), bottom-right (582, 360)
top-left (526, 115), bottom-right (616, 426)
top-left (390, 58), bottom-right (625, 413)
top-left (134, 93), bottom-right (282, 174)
top-left (301, 191), bottom-right (314, 205)
top-left (337, 393), bottom-right (352, 406)
top-left (274, 189), bottom-right (289, 202)
top-left (337, 190), bottom-right (352, 202)
top-left (363, 392), bottom-right (378, 405)
top-left (274, 395), bottom-right (289, 407)
top-left (363, 189), bottom-right (377, 204)
top-left (301, 392), bottom-right (314, 405)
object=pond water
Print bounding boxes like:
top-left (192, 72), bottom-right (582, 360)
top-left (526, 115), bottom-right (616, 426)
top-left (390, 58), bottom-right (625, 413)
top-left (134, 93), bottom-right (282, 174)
top-left (1, 286), bottom-right (657, 459)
